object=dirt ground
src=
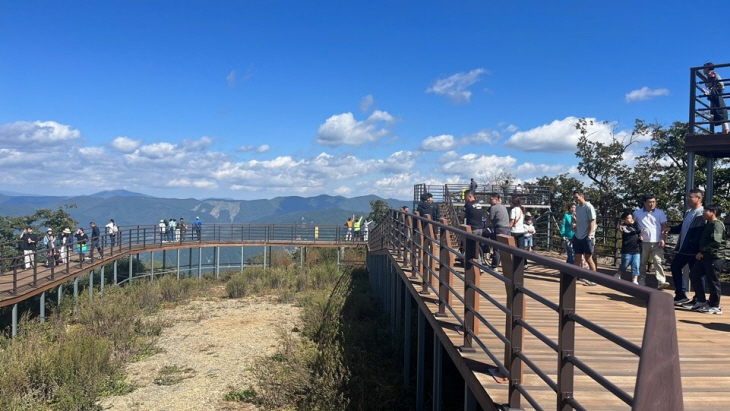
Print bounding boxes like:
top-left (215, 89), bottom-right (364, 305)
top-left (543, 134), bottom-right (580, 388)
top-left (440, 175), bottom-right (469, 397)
top-left (99, 288), bottom-right (301, 411)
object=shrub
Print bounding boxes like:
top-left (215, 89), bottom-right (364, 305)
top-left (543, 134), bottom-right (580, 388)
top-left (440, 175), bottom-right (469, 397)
top-left (225, 274), bottom-right (249, 298)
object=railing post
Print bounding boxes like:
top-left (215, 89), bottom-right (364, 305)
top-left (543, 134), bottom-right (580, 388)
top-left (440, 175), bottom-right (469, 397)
top-left (633, 292), bottom-right (684, 411)
top-left (12, 264), bottom-right (18, 295)
top-left (403, 214), bottom-right (411, 268)
top-left (420, 214), bottom-right (435, 295)
top-left (558, 269), bottom-right (577, 410)
top-left (32, 250), bottom-right (37, 286)
top-left (460, 225), bottom-right (480, 352)
top-left (143, 228), bottom-right (147, 249)
top-left (436, 218), bottom-right (454, 317)
top-left (507, 240), bottom-right (525, 409)
top-left (410, 215), bottom-right (419, 279)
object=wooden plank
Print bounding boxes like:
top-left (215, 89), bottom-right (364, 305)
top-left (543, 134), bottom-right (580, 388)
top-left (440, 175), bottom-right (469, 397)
top-left (385, 247), bottom-right (730, 410)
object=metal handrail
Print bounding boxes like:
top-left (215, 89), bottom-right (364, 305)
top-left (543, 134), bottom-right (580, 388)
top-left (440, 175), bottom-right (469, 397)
top-left (368, 209), bottom-right (683, 411)
top-left (0, 222), bottom-right (363, 302)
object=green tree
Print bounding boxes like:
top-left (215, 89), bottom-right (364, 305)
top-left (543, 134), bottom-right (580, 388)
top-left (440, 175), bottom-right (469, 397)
top-left (532, 173), bottom-right (585, 215)
top-left (574, 118), bottom-right (639, 216)
top-left (367, 199), bottom-right (390, 224)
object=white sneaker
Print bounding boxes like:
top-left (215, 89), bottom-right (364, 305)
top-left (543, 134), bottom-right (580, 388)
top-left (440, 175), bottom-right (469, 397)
top-left (613, 273), bottom-right (621, 279)
top-left (657, 282), bottom-right (670, 290)
top-left (691, 301), bottom-right (708, 311)
top-left (632, 277), bottom-right (639, 284)
top-left (580, 278), bottom-right (597, 286)
top-left (701, 306), bottom-right (723, 315)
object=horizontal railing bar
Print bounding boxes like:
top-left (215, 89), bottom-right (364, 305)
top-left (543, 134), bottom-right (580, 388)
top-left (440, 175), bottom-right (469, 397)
top-left (566, 397), bottom-right (587, 411)
top-left (466, 304), bottom-right (509, 345)
top-left (515, 351), bottom-right (558, 392)
top-left (516, 318), bottom-right (558, 352)
top-left (568, 312), bottom-right (641, 356)
top-left (520, 286), bottom-right (560, 312)
top-left (514, 382), bottom-right (545, 411)
top-left (568, 355), bottom-right (633, 406)
top-left (473, 286), bottom-right (511, 316)
top-left (466, 328), bottom-right (510, 378)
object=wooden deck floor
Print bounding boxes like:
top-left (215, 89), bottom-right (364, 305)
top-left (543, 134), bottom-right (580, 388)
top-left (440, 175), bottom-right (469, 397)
top-left (386, 249), bottom-right (730, 411)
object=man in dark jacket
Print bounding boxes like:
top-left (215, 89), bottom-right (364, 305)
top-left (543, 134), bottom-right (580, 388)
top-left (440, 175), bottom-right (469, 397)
top-left (416, 193), bottom-right (440, 221)
top-left (90, 222), bottom-right (103, 258)
top-left (668, 189), bottom-right (705, 305)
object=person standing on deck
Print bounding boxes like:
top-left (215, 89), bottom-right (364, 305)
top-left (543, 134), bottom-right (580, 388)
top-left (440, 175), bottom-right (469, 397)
top-left (488, 193), bottom-right (510, 268)
top-left (633, 194), bottom-right (669, 289)
top-left (90, 222), bottom-right (103, 258)
top-left (702, 62), bottom-right (729, 134)
top-left (21, 227), bottom-right (37, 269)
top-left (686, 203), bottom-right (725, 314)
top-left (668, 189), bottom-right (706, 306)
top-left (462, 190), bottom-right (485, 263)
top-left (572, 190), bottom-right (597, 286)
top-left (105, 219), bottom-right (118, 248)
top-left (561, 203), bottom-right (577, 264)
top-left (193, 216), bottom-right (202, 241)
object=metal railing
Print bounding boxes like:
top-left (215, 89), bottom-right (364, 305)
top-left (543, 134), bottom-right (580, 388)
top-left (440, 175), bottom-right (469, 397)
top-left (0, 223), bottom-right (363, 300)
top-left (368, 209), bottom-right (682, 411)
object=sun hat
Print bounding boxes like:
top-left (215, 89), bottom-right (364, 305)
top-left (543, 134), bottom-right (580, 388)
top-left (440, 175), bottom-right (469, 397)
top-left (63, 228), bottom-right (71, 234)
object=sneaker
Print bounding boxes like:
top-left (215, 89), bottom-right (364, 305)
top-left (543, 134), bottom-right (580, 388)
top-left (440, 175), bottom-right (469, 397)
top-left (638, 277), bottom-right (646, 286)
top-left (657, 282), bottom-right (670, 290)
top-left (700, 306), bottom-right (723, 315)
top-left (580, 278), bottom-right (597, 286)
top-left (632, 277), bottom-right (639, 285)
top-left (674, 296), bottom-right (690, 306)
top-left (613, 273), bottom-right (621, 279)
top-left (690, 301), bottom-right (708, 311)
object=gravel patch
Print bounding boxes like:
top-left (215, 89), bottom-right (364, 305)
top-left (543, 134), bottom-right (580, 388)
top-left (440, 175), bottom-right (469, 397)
top-left (100, 289), bottom-right (302, 411)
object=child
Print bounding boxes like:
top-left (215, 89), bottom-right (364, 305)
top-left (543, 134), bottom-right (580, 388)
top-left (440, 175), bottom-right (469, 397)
top-left (523, 216), bottom-right (536, 252)
top-left (687, 203), bottom-right (725, 314)
top-left (616, 211), bottom-right (642, 283)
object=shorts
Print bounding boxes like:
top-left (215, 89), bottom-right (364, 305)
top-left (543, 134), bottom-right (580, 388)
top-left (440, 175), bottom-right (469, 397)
top-left (523, 236), bottom-right (533, 248)
top-left (573, 237), bottom-right (594, 255)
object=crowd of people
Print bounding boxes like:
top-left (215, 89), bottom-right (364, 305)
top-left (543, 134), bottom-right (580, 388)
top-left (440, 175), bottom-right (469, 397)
top-left (558, 189), bottom-right (723, 315)
top-left (13, 216), bottom-right (206, 268)
top-left (408, 183), bottom-right (725, 316)
top-left (344, 215), bottom-right (371, 242)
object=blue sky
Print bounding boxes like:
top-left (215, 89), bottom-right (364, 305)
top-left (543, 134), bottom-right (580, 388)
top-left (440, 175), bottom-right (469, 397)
top-left (0, 1), bottom-right (722, 200)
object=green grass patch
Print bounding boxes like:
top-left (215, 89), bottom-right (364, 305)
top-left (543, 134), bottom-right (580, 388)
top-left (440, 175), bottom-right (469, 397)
top-left (224, 387), bottom-right (258, 402)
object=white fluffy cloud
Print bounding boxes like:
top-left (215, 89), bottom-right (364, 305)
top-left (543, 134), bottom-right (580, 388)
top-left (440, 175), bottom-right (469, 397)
top-left (625, 86), bottom-right (670, 103)
top-left (503, 116), bottom-right (631, 153)
top-left (426, 68), bottom-right (487, 103)
top-left (462, 129), bottom-right (500, 145)
top-left (111, 136), bottom-right (142, 153)
top-left (0, 121), bottom-right (80, 147)
top-left (315, 110), bottom-right (395, 146)
top-left (421, 134), bottom-right (456, 151)
top-left (441, 153), bottom-right (517, 181)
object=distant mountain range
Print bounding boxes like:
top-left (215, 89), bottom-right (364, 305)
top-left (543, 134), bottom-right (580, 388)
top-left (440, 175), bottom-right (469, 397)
top-left (0, 191), bottom-right (409, 228)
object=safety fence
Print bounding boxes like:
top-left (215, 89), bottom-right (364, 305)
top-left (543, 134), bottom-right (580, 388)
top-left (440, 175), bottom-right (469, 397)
top-left (368, 209), bottom-right (682, 411)
top-left (0, 223), bottom-right (364, 300)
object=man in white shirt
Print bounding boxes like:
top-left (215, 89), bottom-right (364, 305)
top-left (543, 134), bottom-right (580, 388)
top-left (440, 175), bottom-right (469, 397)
top-left (572, 190), bottom-right (597, 286)
top-left (633, 194), bottom-right (669, 289)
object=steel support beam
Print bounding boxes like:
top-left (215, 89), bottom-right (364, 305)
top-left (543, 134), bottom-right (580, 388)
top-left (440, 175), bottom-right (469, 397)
top-left (417, 309), bottom-right (426, 411)
top-left (40, 292), bottom-right (45, 323)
